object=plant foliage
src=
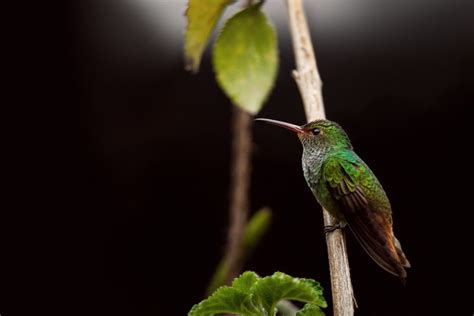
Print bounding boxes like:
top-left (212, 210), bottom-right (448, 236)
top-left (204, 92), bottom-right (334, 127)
top-left (184, 0), bottom-right (234, 72)
top-left (189, 271), bottom-right (327, 316)
top-left (185, 1), bottom-right (278, 114)
top-left (212, 4), bottom-right (278, 114)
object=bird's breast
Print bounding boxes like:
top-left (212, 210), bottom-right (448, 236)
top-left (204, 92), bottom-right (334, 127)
top-left (302, 152), bottom-right (324, 188)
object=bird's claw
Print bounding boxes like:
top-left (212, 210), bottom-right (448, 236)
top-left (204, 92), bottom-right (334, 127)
top-left (323, 224), bottom-right (342, 234)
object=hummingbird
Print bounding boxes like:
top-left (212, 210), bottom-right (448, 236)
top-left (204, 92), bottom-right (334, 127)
top-left (255, 118), bottom-right (410, 281)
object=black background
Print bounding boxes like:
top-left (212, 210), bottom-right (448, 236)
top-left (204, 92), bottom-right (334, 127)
top-left (6, 0), bottom-right (473, 315)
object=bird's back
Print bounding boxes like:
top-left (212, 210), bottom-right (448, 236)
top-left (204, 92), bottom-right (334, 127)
top-left (305, 149), bottom-right (410, 280)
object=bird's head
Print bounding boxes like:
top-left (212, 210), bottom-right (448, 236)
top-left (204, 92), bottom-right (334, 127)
top-left (255, 118), bottom-right (352, 152)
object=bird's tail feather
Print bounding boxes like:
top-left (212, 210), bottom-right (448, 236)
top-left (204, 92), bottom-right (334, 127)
top-left (346, 211), bottom-right (409, 281)
top-left (394, 236), bottom-right (411, 268)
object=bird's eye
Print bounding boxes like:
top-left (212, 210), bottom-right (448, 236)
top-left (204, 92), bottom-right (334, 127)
top-left (311, 128), bottom-right (321, 135)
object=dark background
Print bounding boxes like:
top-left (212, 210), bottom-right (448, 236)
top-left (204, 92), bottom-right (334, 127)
top-left (7, 0), bottom-right (473, 315)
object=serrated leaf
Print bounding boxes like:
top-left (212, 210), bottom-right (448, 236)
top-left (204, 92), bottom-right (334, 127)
top-left (184, 0), bottom-right (233, 72)
top-left (232, 271), bottom-right (260, 293)
top-left (188, 286), bottom-right (260, 316)
top-left (251, 272), bottom-right (327, 314)
top-left (213, 4), bottom-right (278, 114)
top-left (296, 304), bottom-right (325, 316)
top-left (191, 271), bottom-right (326, 316)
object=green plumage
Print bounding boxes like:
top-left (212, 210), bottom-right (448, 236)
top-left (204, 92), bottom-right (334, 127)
top-left (257, 118), bottom-right (410, 281)
top-left (313, 150), bottom-right (390, 222)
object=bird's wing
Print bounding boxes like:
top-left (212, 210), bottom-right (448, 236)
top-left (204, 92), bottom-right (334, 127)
top-left (323, 152), bottom-right (407, 279)
top-left (323, 153), bottom-right (369, 213)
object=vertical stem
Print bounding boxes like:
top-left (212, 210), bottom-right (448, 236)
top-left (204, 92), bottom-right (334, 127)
top-left (224, 105), bottom-right (253, 284)
top-left (286, 0), bottom-right (355, 315)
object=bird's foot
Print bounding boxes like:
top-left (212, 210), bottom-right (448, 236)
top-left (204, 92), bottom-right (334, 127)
top-left (323, 224), bottom-right (342, 234)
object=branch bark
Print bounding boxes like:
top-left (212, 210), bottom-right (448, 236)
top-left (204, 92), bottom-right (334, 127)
top-left (224, 105), bottom-right (253, 284)
top-left (286, 0), bottom-right (355, 315)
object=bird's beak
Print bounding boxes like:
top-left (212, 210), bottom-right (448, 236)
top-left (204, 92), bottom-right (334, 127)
top-left (254, 118), bottom-right (305, 134)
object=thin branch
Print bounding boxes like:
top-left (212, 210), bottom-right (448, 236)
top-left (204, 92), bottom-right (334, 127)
top-left (286, 0), bottom-right (355, 315)
top-left (224, 105), bottom-right (253, 284)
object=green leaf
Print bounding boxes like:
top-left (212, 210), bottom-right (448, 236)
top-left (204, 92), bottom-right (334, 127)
top-left (213, 4), bottom-right (278, 114)
top-left (184, 0), bottom-right (233, 72)
top-left (296, 304), bottom-right (325, 316)
top-left (206, 208), bottom-right (271, 295)
top-left (232, 271), bottom-right (259, 293)
top-left (205, 259), bottom-right (230, 296)
top-left (188, 286), bottom-right (260, 316)
top-left (190, 271), bottom-right (326, 316)
top-left (251, 272), bottom-right (327, 314)
top-left (242, 208), bottom-right (271, 253)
